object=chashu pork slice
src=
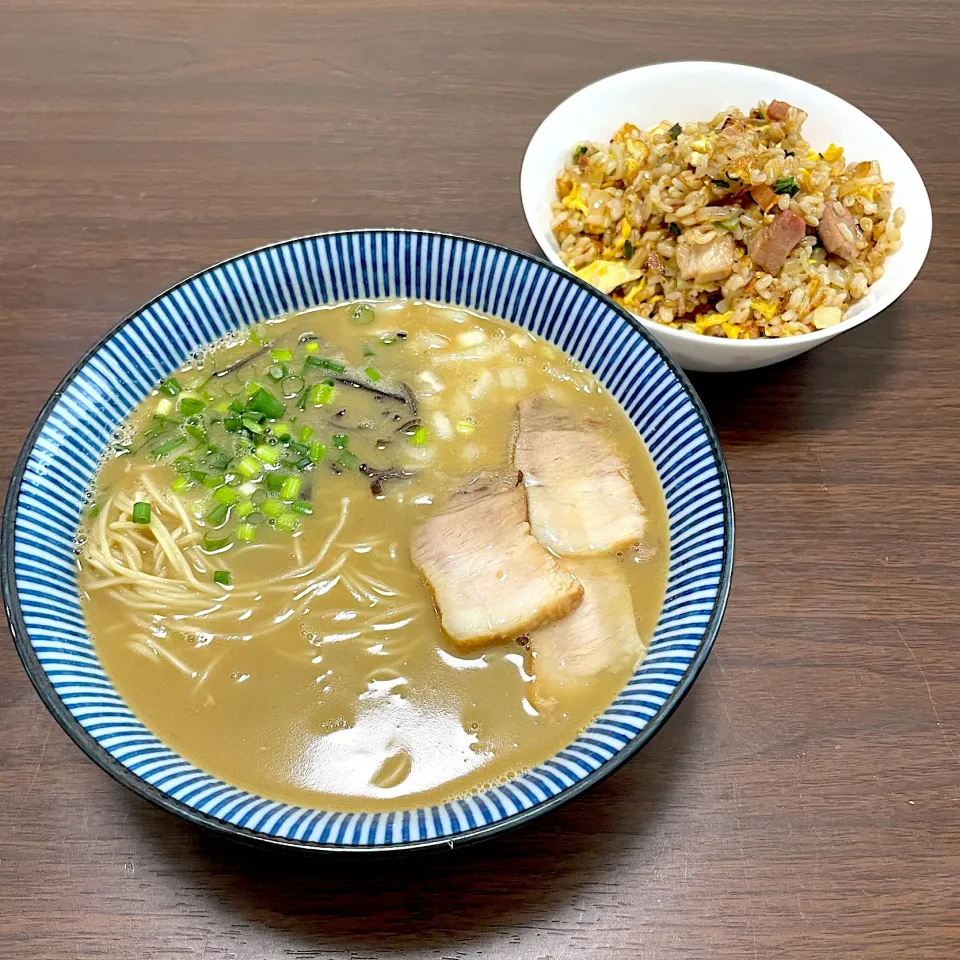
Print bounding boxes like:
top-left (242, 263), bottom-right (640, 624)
top-left (410, 482), bottom-right (583, 648)
top-left (514, 396), bottom-right (646, 557)
top-left (529, 558), bottom-right (645, 708)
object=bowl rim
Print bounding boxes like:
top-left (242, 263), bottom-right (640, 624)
top-left (1, 228), bottom-right (735, 853)
top-left (520, 59), bottom-right (933, 352)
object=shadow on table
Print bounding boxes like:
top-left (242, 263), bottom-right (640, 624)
top-left (129, 686), bottom-right (703, 955)
top-left (687, 300), bottom-right (903, 444)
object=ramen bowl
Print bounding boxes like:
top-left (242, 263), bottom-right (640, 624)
top-left (2, 231), bottom-right (733, 852)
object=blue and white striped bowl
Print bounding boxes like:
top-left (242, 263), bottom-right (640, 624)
top-left (2, 231), bottom-right (733, 852)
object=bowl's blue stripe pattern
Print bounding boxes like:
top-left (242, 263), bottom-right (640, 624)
top-left (10, 231), bottom-right (729, 848)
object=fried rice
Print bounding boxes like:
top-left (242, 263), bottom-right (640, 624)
top-left (551, 100), bottom-right (905, 339)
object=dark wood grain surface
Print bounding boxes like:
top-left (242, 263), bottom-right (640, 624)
top-left (2, 2), bottom-right (958, 957)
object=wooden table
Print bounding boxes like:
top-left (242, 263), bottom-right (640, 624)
top-left (1, 2), bottom-right (958, 957)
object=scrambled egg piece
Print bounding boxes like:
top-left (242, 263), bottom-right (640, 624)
top-left (751, 299), bottom-right (778, 320)
top-left (574, 260), bottom-right (643, 295)
top-left (613, 123), bottom-right (641, 143)
top-left (823, 143), bottom-right (844, 163)
top-left (722, 321), bottom-right (744, 339)
top-left (612, 217), bottom-right (633, 253)
top-left (562, 185), bottom-right (589, 215)
top-left (623, 276), bottom-right (646, 305)
top-left (692, 310), bottom-right (735, 335)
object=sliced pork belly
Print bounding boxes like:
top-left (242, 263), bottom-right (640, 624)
top-left (675, 232), bottom-right (738, 284)
top-left (410, 482), bottom-right (583, 648)
top-left (529, 558), bottom-right (644, 708)
top-left (514, 396), bottom-right (646, 557)
top-left (818, 199), bottom-right (858, 261)
top-left (748, 208), bottom-right (806, 274)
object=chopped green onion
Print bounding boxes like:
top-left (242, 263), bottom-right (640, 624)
top-left (275, 512), bottom-right (300, 532)
top-left (255, 444), bottom-right (280, 465)
top-left (287, 440), bottom-right (309, 456)
top-left (88, 503), bottom-right (101, 518)
top-left (261, 499), bottom-right (284, 519)
top-left (409, 425), bottom-right (428, 446)
top-left (213, 486), bottom-right (240, 506)
top-left (203, 534), bottom-right (232, 552)
top-left (178, 397), bottom-right (205, 416)
top-left (281, 375), bottom-right (305, 398)
top-left (247, 386), bottom-right (286, 419)
top-left (280, 476), bottom-right (301, 501)
top-left (150, 436), bottom-right (186, 458)
top-left (266, 473), bottom-right (287, 493)
top-left (295, 456), bottom-right (312, 470)
top-left (308, 441), bottom-right (326, 463)
top-left (361, 344), bottom-right (376, 358)
top-left (238, 455), bottom-right (262, 479)
top-left (304, 355), bottom-right (346, 374)
top-left (623, 239), bottom-right (634, 260)
top-left (224, 417), bottom-right (242, 433)
top-left (351, 303), bottom-right (376, 325)
top-left (202, 473), bottom-right (225, 489)
top-left (669, 222), bottom-right (681, 238)
top-left (213, 570), bottom-right (232, 585)
top-left (270, 347), bottom-right (294, 363)
top-left (718, 216), bottom-right (741, 232)
top-left (214, 399), bottom-right (231, 414)
top-left (245, 380), bottom-right (264, 396)
top-left (298, 425), bottom-right (314, 443)
top-left (159, 377), bottom-right (182, 397)
top-left (711, 178), bottom-right (730, 188)
top-left (364, 366), bottom-right (382, 382)
top-left (155, 397), bottom-right (174, 417)
top-left (773, 176), bottom-right (800, 197)
top-left (241, 416), bottom-right (265, 434)
top-left (668, 122), bottom-right (682, 139)
top-left (304, 341), bottom-right (320, 354)
top-left (184, 423), bottom-right (207, 442)
top-left (291, 501), bottom-right (313, 515)
top-left (309, 382), bottom-right (336, 406)
top-left (332, 434), bottom-right (348, 449)
top-left (379, 335), bottom-right (396, 345)
top-left (574, 144), bottom-right (588, 157)
top-left (207, 502), bottom-right (230, 526)
top-left (173, 456), bottom-right (193, 474)
top-left (209, 452), bottom-right (232, 471)
top-left (337, 449), bottom-right (359, 470)
top-left (270, 422), bottom-right (292, 441)
top-left (170, 476), bottom-right (194, 494)
top-left (235, 499), bottom-right (256, 519)
top-left (267, 363), bottom-right (287, 381)
top-left (228, 398), bottom-right (246, 414)
top-left (455, 419), bottom-right (476, 435)
top-left (132, 502), bottom-right (151, 524)
top-left (236, 522), bottom-right (256, 542)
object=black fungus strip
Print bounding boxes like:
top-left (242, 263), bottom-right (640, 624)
top-left (328, 372), bottom-right (418, 413)
top-left (210, 345), bottom-right (271, 378)
top-left (359, 463), bottom-right (417, 497)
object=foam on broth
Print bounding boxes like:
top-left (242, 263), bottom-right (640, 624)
top-left (78, 300), bottom-right (668, 812)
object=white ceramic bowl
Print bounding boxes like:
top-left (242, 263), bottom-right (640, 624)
top-left (521, 61), bottom-right (932, 373)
